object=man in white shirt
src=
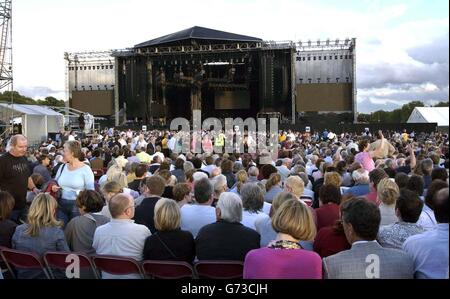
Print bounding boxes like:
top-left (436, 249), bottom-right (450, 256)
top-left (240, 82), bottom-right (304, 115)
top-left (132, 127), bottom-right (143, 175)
top-left (403, 188), bottom-right (449, 279)
top-left (180, 178), bottom-right (216, 238)
top-left (93, 193), bottom-right (151, 279)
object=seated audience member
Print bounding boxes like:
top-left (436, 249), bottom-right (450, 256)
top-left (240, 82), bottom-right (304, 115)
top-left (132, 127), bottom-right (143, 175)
top-left (247, 166), bottom-right (260, 183)
top-left (366, 168), bottom-right (389, 205)
top-left (90, 149), bottom-right (104, 170)
top-left (255, 191), bottom-right (312, 249)
top-left (377, 178), bottom-right (400, 226)
top-left (298, 172), bottom-right (314, 200)
top-left (264, 173), bottom-right (283, 203)
top-left (171, 158), bottom-right (186, 183)
top-left (314, 218), bottom-right (351, 259)
top-left (284, 175), bottom-right (308, 205)
top-left (0, 191), bottom-right (17, 248)
top-left (93, 193), bottom-right (151, 279)
top-left (65, 190), bottom-right (109, 254)
top-left (407, 174), bottom-right (425, 199)
top-left (244, 199), bottom-right (322, 279)
top-left (420, 158), bottom-right (433, 189)
top-left (241, 183), bottom-right (270, 230)
top-left (395, 172), bottom-right (409, 190)
top-left (344, 169), bottom-right (370, 197)
top-left (33, 154), bottom-right (52, 184)
top-left (196, 192), bottom-right (260, 261)
top-left (12, 194), bottom-right (69, 279)
top-left (133, 175), bottom-right (166, 233)
top-left (172, 183), bottom-right (192, 208)
top-left (403, 188), bottom-right (449, 279)
top-left (315, 184), bottom-right (341, 231)
top-left (180, 178), bottom-right (216, 238)
top-left (431, 167), bottom-right (448, 183)
top-left (323, 198), bottom-right (414, 279)
top-left (377, 189), bottom-right (425, 249)
top-left (211, 174), bottom-right (228, 206)
top-left (128, 163), bottom-right (148, 192)
top-left (100, 181), bottom-right (123, 219)
top-left (158, 169), bottom-right (175, 199)
top-left (229, 170), bottom-right (248, 195)
top-left (143, 198), bottom-right (195, 263)
top-left (417, 180), bottom-right (448, 231)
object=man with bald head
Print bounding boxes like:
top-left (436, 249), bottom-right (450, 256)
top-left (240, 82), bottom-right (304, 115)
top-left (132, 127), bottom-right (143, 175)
top-left (0, 135), bottom-right (38, 223)
top-left (93, 193), bottom-right (151, 279)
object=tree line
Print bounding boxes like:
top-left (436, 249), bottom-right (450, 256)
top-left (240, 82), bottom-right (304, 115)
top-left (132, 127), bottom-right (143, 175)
top-left (357, 101), bottom-right (449, 123)
top-left (0, 91), bottom-right (66, 107)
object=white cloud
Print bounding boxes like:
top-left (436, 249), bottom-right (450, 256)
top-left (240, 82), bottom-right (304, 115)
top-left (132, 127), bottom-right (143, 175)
top-left (8, 0), bottom-right (450, 112)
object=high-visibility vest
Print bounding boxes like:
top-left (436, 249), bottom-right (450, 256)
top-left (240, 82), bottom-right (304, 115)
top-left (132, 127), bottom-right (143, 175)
top-left (215, 134), bottom-right (225, 147)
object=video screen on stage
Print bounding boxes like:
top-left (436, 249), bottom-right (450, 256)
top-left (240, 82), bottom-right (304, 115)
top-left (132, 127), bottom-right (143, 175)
top-left (214, 90), bottom-right (250, 110)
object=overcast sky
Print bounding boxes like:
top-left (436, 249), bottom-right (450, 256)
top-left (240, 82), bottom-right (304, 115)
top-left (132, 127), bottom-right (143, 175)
top-left (10, 0), bottom-right (449, 113)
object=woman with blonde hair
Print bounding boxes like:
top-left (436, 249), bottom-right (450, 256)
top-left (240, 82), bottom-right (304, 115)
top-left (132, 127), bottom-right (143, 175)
top-left (143, 198), bottom-right (195, 263)
top-left (12, 193), bottom-right (69, 279)
top-left (230, 170), bottom-right (248, 195)
top-left (264, 173), bottom-right (283, 203)
top-left (377, 178), bottom-right (400, 226)
top-left (324, 172), bottom-right (343, 189)
top-left (244, 199), bottom-right (322, 279)
top-left (53, 140), bottom-right (95, 224)
top-left (100, 181), bottom-right (123, 219)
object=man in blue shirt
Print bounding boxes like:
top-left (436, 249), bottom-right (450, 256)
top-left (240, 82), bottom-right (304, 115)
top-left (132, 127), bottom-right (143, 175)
top-left (403, 188), bottom-right (449, 279)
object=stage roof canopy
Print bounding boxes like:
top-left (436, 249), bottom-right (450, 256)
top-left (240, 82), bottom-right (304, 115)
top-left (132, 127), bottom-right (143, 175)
top-left (135, 26), bottom-right (262, 48)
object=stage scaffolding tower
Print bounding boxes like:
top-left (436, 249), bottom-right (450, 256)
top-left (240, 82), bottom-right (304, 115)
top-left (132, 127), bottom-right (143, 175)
top-left (0, 0), bottom-right (13, 138)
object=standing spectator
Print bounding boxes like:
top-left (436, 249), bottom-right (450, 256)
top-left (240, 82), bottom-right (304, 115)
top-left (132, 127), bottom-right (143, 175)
top-left (354, 133), bottom-right (386, 172)
top-left (403, 188), bottom-right (449, 279)
top-left (323, 198), bottom-right (414, 279)
top-left (143, 198), bottom-right (195, 263)
top-left (12, 194), bottom-right (69, 279)
top-left (377, 189), bottom-right (425, 249)
top-left (33, 154), bottom-right (52, 184)
top-left (0, 191), bottom-right (17, 248)
top-left (377, 178), bottom-right (400, 226)
top-left (65, 190), bottom-right (109, 254)
top-left (93, 193), bottom-right (151, 279)
top-left (0, 135), bottom-right (39, 223)
top-left (244, 199), bottom-right (321, 279)
top-left (53, 140), bottom-right (95, 224)
top-left (196, 192), bottom-right (260, 261)
top-left (133, 175), bottom-right (166, 233)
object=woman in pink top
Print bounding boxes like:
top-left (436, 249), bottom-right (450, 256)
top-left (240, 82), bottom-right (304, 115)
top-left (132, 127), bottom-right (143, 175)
top-left (354, 131), bottom-right (386, 172)
top-left (244, 199), bottom-right (322, 279)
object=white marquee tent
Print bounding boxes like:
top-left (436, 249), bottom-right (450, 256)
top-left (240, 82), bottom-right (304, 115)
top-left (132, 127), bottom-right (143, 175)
top-left (0, 104), bottom-right (64, 145)
top-left (407, 107), bottom-right (449, 127)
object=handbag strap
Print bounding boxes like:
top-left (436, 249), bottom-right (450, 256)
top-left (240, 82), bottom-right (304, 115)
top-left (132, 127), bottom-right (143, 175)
top-left (155, 232), bottom-right (178, 259)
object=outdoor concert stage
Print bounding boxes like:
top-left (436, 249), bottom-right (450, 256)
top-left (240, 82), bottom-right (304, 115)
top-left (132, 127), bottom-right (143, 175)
top-left (112, 26), bottom-right (295, 125)
top-left (67, 26), bottom-right (356, 126)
